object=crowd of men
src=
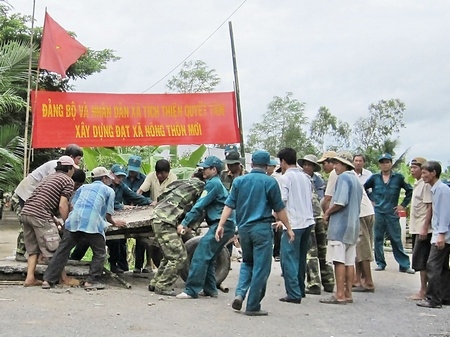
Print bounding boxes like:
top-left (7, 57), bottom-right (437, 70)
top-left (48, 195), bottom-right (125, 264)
top-left (11, 143), bottom-right (450, 314)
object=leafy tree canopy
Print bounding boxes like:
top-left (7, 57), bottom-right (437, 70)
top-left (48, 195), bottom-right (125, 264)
top-left (166, 60), bottom-right (220, 93)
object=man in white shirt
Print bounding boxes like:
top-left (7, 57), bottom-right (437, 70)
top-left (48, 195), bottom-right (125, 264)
top-left (277, 148), bottom-right (315, 304)
top-left (317, 151), bottom-right (337, 213)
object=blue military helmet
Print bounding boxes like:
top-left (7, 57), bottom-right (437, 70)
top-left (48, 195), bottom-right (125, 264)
top-left (198, 156), bottom-right (223, 171)
top-left (224, 144), bottom-right (238, 156)
top-left (111, 164), bottom-right (127, 176)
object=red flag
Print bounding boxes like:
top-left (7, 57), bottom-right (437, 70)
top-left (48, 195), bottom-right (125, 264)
top-left (39, 12), bottom-right (87, 78)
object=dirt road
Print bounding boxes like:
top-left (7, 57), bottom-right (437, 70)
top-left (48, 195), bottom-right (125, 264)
top-left (0, 210), bottom-right (449, 337)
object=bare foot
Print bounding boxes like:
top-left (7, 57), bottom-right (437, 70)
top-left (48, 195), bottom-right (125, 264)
top-left (24, 279), bottom-right (43, 287)
top-left (60, 277), bottom-right (80, 287)
top-left (407, 293), bottom-right (425, 300)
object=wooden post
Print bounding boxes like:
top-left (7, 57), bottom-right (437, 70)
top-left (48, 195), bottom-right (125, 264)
top-left (228, 21), bottom-right (245, 160)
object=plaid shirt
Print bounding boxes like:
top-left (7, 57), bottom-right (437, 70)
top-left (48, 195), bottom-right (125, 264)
top-left (152, 178), bottom-right (205, 228)
top-left (65, 181), bottom-right (115, 236)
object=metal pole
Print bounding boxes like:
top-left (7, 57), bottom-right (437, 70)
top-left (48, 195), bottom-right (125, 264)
top-left (228, 21), bottom-right (245, 159)
top-left (23, 0), bottom-right (37, 178)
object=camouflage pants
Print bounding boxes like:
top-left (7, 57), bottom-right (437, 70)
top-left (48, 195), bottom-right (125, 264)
top-left (15, 203), bottom-right (26, 256)
top-left (149, 221), bottom-right (187, 291)
top-left (306, 218), bottom-right (334, 290)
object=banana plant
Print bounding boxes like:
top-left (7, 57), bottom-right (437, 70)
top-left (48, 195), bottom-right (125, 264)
top-left (81, 145), bottom-right (207, 179)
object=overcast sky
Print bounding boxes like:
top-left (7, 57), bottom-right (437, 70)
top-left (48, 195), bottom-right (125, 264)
top-left (12, 0), bottom-right (450, 166)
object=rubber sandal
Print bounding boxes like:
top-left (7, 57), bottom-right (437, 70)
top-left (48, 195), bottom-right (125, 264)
top-left (319, 295), bottom-right (347, 305)
top-left (84, 283), bottom-right (106, 290)
top-left (352, 286), bottom-right (375, 293)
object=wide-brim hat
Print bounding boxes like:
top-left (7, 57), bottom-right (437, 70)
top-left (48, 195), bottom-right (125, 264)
top-left (317, 151), bottom-right (337, 163)
top-left (297, 154), bottom-right (321, 172)
top-left (223, 151), bottom-right (242, 164)
top-left (334, 151), bottom-right (355, 169)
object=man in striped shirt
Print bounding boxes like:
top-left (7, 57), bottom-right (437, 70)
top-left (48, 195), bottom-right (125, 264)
top-left (43, 167), bottom-right (126, 290)
top-left (21, 156), bottom-right (76, 287)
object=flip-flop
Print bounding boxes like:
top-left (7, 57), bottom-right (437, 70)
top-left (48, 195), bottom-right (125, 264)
top-left (352, 286), bottom-right (375, 293)
top-left (346, 298), bottom-right (354, 303)
top-left (23, 280), bottom-right (43, 287)
top-left (320, 295), bottom-right (347, 305)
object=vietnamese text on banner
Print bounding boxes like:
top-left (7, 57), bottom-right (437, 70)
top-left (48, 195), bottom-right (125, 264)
top-left (31, 91), bottom-right (240, 148)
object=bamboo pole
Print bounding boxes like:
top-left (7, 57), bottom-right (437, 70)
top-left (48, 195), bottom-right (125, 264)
top-left (23, 0), bottom-right (37, 177)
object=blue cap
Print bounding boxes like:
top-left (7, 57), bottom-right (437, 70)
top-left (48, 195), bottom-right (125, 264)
top-left (111, 164), bottom-right (127, 176)
top-left (198, 156), bottom-right (223, 171)
top-left (127, 155), bottom-right (142, 172)
top-left (378, 153), bottom-right (393, 162)
top-left (268, 159), bottom-right (278, 166)
top-left (252, 150), bottom-right (270, 165)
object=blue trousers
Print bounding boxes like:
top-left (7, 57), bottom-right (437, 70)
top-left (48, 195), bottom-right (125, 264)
top-left (280, 226), bottom-right (312, 300)
top-left (235, 223), bottom-right (273, 312)
top-left (374, 213), bottom-right (410, 270)
top-left (183, 222), bottom-right (235, 297)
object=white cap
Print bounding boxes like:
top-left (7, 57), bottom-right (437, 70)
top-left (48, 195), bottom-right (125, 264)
top-left (57, 155), bottom-right (75, 166)
top-left (91, 166), bottom-right (114, 179)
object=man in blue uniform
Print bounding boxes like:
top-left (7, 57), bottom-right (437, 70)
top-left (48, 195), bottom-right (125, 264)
top-left (364, 153), bottom-right (414, 273)
top-left (176, 156), bottom-right (236, 299)
top-left (216, 150), bottom-right (295, 316)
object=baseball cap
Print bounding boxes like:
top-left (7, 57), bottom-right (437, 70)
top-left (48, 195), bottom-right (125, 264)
top-left (57, 155), bottom-right (75, 166)
top-left (268, 159), bottom-right (278, 167)
top-left (127, 155), bottom-right (142, 172)
top-left (91, 166), bottom-right (115, 179)
top-left (198, 156), bottom-right (223, 171)
top-left (111, 164), bottom-right (127, 176)
top-left (317, 151), bottom-right (337, 163)
top-left (378, 153), bottom-right (393, 162)
top-left (410, 157), bottom-right (426, 166)
top-left (252, 150), bottom-right (270, 165)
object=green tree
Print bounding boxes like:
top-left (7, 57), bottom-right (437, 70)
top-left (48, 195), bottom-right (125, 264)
top-left (310, 106), bottom-right (351, 152)
top-left (0, 40), bottom-right (37, 126)
top-left (166, 60), bottom-right (220, 93)
top-left (353, 99), bottom-right (406, 153)
top-left (0, 124), bottom-right (24, 192)
top-left (246, 92), bottom-right (315, 157)
top-left (0, 4), bottom-right (120, 131)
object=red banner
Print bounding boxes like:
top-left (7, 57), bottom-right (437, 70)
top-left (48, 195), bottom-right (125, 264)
top-left (31, 91), bottom-right (240, 148)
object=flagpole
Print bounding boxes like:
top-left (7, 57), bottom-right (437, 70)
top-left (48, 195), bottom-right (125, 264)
top-left (23, 0), bottom-right (37, 178)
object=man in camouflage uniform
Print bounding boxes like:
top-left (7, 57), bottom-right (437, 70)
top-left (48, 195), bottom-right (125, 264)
top-left (220, 145), bottom-right (247, 258)
top-left (148, 171), bottom-right (205, 296)
top-left (298, 155), bottom-right (335, 295)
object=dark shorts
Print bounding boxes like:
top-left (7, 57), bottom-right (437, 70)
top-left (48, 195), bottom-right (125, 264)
top-left (411, 233), bottom-right (432, 271)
